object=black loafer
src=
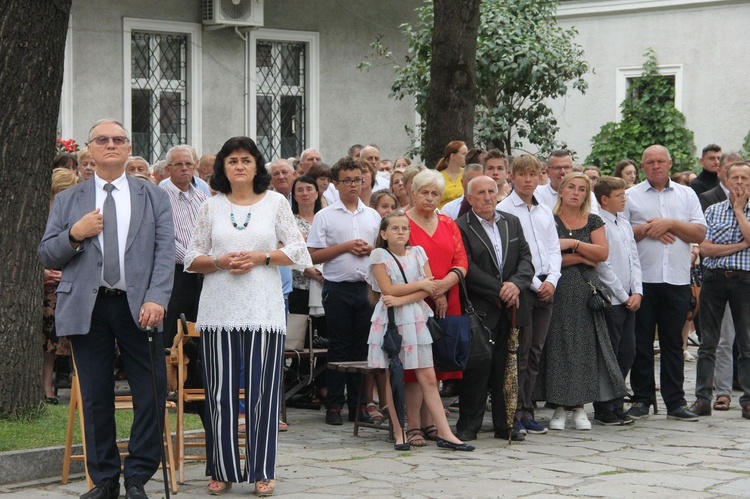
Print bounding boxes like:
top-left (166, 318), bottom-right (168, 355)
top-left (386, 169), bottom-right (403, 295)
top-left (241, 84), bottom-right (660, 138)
top-left (454, 429), bottom-right (477, 441)
top-left (667, 406), bottom-right (699, 421)
top-left (436, 437), bottom-right (475, 451)
top-left (80, 479), bottom-right (120, 499)
top-left (494, 429), bottom-right (526, 442)
top-left (124, 477), bottom-right (148, 499)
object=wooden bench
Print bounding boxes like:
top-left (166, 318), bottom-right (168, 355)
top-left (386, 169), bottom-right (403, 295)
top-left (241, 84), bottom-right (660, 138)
top-left (326, 361), bottom-right (393, 440)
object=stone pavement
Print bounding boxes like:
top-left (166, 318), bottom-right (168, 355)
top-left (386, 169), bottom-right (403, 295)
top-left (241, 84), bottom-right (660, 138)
top-left (2, 346), bottom-right (750, 498)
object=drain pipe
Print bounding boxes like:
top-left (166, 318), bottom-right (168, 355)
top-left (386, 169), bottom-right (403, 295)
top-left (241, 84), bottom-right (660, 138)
top-left (235, 27), bottom-right (249, 135)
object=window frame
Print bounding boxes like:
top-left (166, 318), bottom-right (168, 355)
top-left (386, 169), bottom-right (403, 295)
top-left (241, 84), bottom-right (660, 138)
top-left (122, 18), bottom-right (202, 156)
top-left (249, 28), bottom-right (320, 153)
top-left (614, 64), bottom-right (683, 122)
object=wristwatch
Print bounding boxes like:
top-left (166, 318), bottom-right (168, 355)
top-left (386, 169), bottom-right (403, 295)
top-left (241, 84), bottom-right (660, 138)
top-left (264, 252), bottom-right (271, 266)
top-left (68, 230), bottom-right (83, 244)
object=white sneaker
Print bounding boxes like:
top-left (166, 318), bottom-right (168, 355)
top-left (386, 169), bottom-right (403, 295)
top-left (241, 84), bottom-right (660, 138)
top-left (573, 408), bottom-right (592, 430)
top-left (549, 407), bottom-right (566, 430)
top-left (684, 350), bottom-right (696, 362)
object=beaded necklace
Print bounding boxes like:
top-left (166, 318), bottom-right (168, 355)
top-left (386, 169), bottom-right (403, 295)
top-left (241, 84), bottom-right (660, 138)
top-left (229, 195), bottom-right (251, 230)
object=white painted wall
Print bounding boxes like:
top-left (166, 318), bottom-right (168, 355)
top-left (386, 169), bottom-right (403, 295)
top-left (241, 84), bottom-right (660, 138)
top-left (551, 1), bottom-right (750, 161)
top-left (66, 0), bottom-right (418, 162)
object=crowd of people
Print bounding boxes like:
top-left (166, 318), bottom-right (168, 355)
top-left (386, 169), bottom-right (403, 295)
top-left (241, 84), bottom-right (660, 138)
top-left (39, 121), bottom-right (750, 499)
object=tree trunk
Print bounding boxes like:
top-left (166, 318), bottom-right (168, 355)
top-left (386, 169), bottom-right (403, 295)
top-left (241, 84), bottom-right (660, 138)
top-left (0, 0), bottom-right (71, 416)
top-left (423, 0), bottom-right (481, 168)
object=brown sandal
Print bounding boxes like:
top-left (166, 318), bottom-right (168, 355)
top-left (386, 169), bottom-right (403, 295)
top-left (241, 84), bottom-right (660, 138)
top-left (255, 479), bottom-right (275, 496)
top-left (713, 395), bottom-right (731, 411)
top-left (406, 428), bottom-right (427, 447)
top-left (208, 479), bottom-right (232, 495)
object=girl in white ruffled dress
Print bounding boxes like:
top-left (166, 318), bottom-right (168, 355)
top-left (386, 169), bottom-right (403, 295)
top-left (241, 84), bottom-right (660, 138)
top-left (367, 212), bottom-right (474, 451)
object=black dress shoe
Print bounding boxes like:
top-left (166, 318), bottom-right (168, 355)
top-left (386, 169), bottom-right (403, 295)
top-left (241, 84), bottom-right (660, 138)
top-left (124, 477), bottom-right (148, 499)
top-left (436, 437), bottom-right (475, 451)
top-left (455, 429), bottom-right (477, 441)
top-left (494, 429), bottom-right (526, 442)
top-left (80, 479), bottom-right (120, 499)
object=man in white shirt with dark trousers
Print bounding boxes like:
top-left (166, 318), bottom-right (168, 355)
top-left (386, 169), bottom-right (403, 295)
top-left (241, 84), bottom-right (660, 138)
top-left (623, 145), bottom-right (706, 422)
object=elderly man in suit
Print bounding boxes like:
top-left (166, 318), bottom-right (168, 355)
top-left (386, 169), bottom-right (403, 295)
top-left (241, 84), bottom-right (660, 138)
top-left (39, 119), bottom-right (174, 499)
top-left (455, 176), bottom-right (534, 442)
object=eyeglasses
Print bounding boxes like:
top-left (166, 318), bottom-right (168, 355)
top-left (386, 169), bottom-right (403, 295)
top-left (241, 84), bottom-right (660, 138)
top-left (169, 162), bottom-right (194, 169)
top-left (387, 226), bottom-right (411, 233)
top-left (338, 178), bottom-right (364, 186)
top-left (547, 165), bottom-right (572, 172)
top-left (91, 136), bottom-right (130, 146)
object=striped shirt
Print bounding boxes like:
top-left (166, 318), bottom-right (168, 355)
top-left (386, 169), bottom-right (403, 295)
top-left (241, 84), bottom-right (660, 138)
top-left (162, 180), bottom-right (207, 264)
top-left (703, 199), bottom-right (750, 271)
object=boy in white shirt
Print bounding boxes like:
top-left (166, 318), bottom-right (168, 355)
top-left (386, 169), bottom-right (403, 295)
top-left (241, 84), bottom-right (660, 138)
top-left (593, 177), bottom-right (643, 424)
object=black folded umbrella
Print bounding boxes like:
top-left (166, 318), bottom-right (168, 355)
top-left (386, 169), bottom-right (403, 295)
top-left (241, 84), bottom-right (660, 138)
top-left (382, 307), bottom-right (406, 434)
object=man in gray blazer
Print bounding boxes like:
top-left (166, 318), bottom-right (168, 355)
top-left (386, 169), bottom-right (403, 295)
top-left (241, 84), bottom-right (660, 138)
top-left (455, 176), bottom-right (534, 442)
top-left (38, 119), bottom-right (174, 499)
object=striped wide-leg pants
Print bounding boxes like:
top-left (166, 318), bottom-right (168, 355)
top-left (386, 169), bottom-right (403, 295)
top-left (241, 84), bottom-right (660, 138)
top-left (201, 327), bottom-right (283, 482)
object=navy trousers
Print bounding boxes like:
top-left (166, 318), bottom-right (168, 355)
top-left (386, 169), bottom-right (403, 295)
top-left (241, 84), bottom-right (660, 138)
top-left (70, 292), bottom-right (166, 485)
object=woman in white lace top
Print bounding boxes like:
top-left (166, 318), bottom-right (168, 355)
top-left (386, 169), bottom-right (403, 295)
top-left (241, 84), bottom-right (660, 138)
top-left (184, 136), bottom-right (311, 496)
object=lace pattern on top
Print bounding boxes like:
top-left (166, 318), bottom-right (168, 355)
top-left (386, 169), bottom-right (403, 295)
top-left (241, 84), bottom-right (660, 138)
top-left (183, 191), bottom-right (313, 333)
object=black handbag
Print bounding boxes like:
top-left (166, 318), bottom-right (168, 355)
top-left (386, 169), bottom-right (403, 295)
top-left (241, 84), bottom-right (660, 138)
top-left (586, 281), bottom-right (611, 311)
top-left (450, 268), bottom-right (494, 364)
top-left (384, 249), bottom-right (444, 342)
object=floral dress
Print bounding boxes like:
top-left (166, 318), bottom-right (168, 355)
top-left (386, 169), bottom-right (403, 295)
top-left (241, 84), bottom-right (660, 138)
top-left (366, 247), bottom-right (434, 370)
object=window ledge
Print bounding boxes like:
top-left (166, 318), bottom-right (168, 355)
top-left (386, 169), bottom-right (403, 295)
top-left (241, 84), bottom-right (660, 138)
top-left (557, 0), bottom-right (745, 18)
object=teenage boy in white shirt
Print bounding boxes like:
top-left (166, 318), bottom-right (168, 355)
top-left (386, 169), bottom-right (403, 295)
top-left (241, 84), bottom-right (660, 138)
top-left (498, 155), bottom-right (561, 434)
top-left (592, 176), bottom-right (643, 425)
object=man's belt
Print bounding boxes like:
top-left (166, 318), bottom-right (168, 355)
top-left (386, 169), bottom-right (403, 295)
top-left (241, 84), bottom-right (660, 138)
top-left (99, 287), bottom-right (126, 296)
top-left (706, 268), bottom-right (750, 278)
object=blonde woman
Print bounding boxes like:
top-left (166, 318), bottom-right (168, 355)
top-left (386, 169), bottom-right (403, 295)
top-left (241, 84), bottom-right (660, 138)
top-left (533, 172), bottom-right (627, 431)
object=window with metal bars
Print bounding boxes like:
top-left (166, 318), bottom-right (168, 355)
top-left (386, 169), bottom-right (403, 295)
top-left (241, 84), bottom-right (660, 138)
top-left (256, 40), bottom-right (306, 162)
top-left (130, 31), bottom-right (188, 164)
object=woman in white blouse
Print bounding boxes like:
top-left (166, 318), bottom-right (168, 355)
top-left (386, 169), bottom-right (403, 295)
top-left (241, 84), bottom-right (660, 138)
top-left (185, 136), bottom-right (311, 496)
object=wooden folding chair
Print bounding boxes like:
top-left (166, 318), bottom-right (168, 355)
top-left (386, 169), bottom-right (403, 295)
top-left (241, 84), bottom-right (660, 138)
top-left (61, 359), bottom-right (178, 493)
top-left (282, 316), bottom-right (328, 421)
top-left (175, 314), bottom-right (246, 483)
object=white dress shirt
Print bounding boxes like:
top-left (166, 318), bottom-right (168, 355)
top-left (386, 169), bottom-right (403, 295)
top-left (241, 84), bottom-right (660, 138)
top-left (534, 182), bottom-right (599, 215)
top-left (498, 191), bottom-right (561, 292)
top-left (94, 172), bottom-right (131, 290)
top-left (323, 182), bottom-right (340, 205)
top-left (307, 198), bottom-right (382, 282)
top-left (441, 195), bottom-right (464, 220)
top-left (474, 210), bottom-right (504, 275)
top-left (596, 210), bottom-right (643, 304)
top-left (624, 179), bottom-right (706, 285)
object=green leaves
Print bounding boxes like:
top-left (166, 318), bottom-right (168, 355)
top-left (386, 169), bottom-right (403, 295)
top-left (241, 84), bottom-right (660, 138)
top-left (360, 0), bottom-right (588, 156)
top-left (586, 49), bottom-right (695, 173)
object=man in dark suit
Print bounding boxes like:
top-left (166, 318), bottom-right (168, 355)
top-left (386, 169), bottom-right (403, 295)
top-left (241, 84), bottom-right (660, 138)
top-left (455, 176), bottom-right (534, 441)
top-left (39, 119), bottom-right (174, 499)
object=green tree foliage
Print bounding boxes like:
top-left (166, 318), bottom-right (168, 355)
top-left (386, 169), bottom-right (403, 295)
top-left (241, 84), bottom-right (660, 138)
top-left (586, 49), bottom-right (695, 173)
top-left (360, 0), bottom-right (588, 157)
top-left (740, 129), bottom-right (750, 159)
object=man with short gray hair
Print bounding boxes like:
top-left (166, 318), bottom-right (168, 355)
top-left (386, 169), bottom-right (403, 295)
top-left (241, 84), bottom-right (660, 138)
top-left (161, 145), bottom-right (207, 344)
top-left (39, 118), bottom-right (174, 499)
top-left (455, 175), bottom-right (534, 442)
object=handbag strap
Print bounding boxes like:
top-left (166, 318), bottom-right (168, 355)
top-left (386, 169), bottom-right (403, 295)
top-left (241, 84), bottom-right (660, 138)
top-left (449, 268), bottom-right (477, 314)
top-left (385, 248), bottom-right (409, 284)
top-left (383, 249), bottom-right (403, 326)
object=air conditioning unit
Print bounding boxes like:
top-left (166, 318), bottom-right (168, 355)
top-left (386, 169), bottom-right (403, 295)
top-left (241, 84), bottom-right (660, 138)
top-left (202, 0), bottom-right (264, 28)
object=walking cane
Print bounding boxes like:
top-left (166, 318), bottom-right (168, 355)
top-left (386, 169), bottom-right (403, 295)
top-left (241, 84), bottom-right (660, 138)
top-left (147, 326), bottom-right (171, 499)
